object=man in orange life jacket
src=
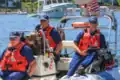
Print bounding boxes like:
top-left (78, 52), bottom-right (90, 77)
top-left (39, 15), bottom-right (62, 61)
top-left (0, 32), bottom-right (37, 80)
top-left (66, 16), bottom-right (107, 78)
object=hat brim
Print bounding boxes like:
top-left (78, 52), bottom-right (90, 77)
top-left (9, 36), bottom-right (17, 40)
top-left (89, 21), bottom-right (98, 24)
top-left (40, 19), bottom-right (48, 21)
top-left (40, 17), bottom-right (48, 21)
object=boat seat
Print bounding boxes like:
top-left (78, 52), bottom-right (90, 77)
top-left (62, 40), bottom-right (74, 48)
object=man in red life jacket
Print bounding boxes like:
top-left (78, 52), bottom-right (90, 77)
top-left (66, 16), bottom-right (107, 78)
top-left (0, 32), bottom-right (37, 80)
top-left (39, 15), bottom-right (62, 61)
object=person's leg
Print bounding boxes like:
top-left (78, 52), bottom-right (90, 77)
top-left (67, 53), bottom-right (85, 77)
top-left (5, 71), bottom-right (26, 80)
top-left (80, 52), bottom-right (96, 66)
top-left (0, 71), bottom-right (4, 79)
top-left (0, 71), bottom-right (11, 79)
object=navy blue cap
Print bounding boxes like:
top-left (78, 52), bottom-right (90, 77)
top-left (9, 32), bottom-right (23, 40)
top-left (89, 16), bottom-right (98, 24)
top-left (40, 15), bottom-right (49, 21)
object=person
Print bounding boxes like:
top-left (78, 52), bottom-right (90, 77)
top-left (39, 15), bottom-right (62, 61)
top-left (0, 32), bottom-right (37, 80)
top-left (35, 24), bottom-right (41, 32)
top-left (66, 16), bottom-right (107, 78)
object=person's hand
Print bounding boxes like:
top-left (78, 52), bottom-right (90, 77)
top-left (53, 52), bottom-right (60, 61)
top-left (28, 72), bottom-right (32, 77)
top-left (81, 50), bottom-right (88, 56)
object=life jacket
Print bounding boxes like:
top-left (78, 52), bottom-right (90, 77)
top-left (78, 29), bottom-right (100, 51)
top-left (39, 26), bottom-right (56, 49)
top-left (105, 59), bottom-right (115, 70)
top-left (0, 42), bottom-right (28, 72)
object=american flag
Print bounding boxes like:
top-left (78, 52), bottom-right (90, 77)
top-left (86, 0), bottom-right (100, 14)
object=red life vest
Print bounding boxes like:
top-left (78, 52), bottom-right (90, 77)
top-left (0, 42), bottom-right (28, 72)
top-left (78, 29), bottom-right (100, 51)
top-left (39, 26), bottom-right (56, 48)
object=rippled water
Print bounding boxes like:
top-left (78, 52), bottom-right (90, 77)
top-left (0, 12), bottom-right (120, 56)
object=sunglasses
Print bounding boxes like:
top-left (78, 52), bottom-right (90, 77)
top-left (9, 37), bottom-right (17, 40)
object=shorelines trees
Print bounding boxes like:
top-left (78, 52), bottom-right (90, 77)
top-left (117, 0), bottom-right (120, 5)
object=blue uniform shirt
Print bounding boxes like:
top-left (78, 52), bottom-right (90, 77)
top-left (0, 45), bottom-right (35, 64)
top-left (50, 29), bottom-right (62, 44)
top-left (21, 45), bottom-right (35, 64)
top-left (74, 30), bottom-right (107, 48)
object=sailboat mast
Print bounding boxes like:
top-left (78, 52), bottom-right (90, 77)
top-left (66, 0), bottom-right (68, 2)
top-left (51, 0), bottom-right (53, 4)
top-left (43, 0), bottom-right (46, 5)
top-left (37, 0), bottom-right (40, 13)
top-left (62, 0), bottom-right (65, 3)
top-left (56, 0), bottom-right (59, 3)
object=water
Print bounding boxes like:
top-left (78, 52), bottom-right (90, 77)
top-left (0, 12), bottom-right (120, 56)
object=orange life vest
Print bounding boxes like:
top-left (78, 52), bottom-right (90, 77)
top-left (78, 29), bottom-right (100, 51)
top-left (0, 42), bottom-right (28, 72)
top-left (39, 26), bottom-right (56, 49)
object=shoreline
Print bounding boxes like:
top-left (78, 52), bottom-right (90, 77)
top-left (0, 12), bottom-right (27, 15)
top-left (0, 6), bottom-right (119, 15)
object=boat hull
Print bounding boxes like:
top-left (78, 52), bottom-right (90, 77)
top-left (60, 67), bottom-right (120, 80)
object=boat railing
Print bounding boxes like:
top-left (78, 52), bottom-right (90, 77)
top-left (57, 15), bottom-right (119, 54)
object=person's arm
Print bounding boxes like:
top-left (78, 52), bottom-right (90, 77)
top-left (73, 42), bottom-right (82, 54)
top-left (50, 29), bottom-right (62, 54)
top-left (55, 41), bottom-right (62, 55)
top-left (21, 45), bottom-right (37, 77)
top-left (73, 41), bottom-right (87, 56)
top-left (27, 59), bottom-right (37, 77)
top-left (73, 31), bottom-right (87, 56)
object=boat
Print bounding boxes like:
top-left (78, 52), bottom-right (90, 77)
top-left (58, 15), bottom-right (120, 80)
top-left (1, 12), bottom-right (120, 80)
top-left (40, 3), bottom-right (78, 18)
top-left (29, 0), bottom-right (78, 18)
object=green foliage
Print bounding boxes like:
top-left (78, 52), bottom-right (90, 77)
top-left (104, 3), bottom-right (112, 6)
top-left (117, 0), bottom-right (120, 5)
top-left (72, 0), bottom-right (75, 4)
top-left (21, 1), bottom-right (43, 13)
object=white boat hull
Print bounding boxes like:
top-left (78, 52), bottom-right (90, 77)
top-left (41, 11), bottom-right (65, 18)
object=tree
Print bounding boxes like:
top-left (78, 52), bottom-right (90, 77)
top-left (117, 0), bottom-right (120, 5)
top-left (72, 0), bottom-right (75, 3)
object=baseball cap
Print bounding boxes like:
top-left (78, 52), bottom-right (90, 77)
top-left (40, 15), bottom-right (49, 21)
top-left (9, 32), bottom-right (23, 40)
top-left (89, 16), bottom-right (98, 24)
